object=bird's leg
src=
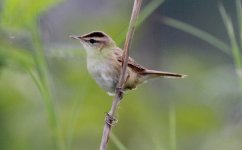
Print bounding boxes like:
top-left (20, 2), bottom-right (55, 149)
top-left (115, 73), bottom-right (130, 99)
top-left (106, 73), bottom-right (130, 126)
top-left (115, 86), bottom-right (124, 99)
top-left (105, 112), bottom-right (118, 126)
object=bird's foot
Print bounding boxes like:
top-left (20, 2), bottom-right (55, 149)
top-left (115, 87), bottom-right (124, 99)
top-left (105, 112), bottom-right (118, 126)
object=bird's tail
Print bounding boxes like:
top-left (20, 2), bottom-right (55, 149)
top-left (140, 69), bottom-right (187, 82)
top-left (144, 69), bottom-right (186, 78)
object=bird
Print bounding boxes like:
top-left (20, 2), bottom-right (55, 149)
top-left (70, 31), bottom-right (186, 96)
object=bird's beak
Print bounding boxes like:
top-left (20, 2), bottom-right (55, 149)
top-left (69, 35), bottom-right (83, 40)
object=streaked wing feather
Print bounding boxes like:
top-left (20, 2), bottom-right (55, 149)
top-left (114, 48), bottom-right (146, 73)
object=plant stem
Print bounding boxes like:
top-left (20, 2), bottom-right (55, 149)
top-left (99, 0), bottom-right (142, 150)
top-left (30, 25), bottom-right (65, 150)
top-left (169, 105), bottom-right (176, 150)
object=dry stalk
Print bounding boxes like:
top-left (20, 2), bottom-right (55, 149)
top-left (99, 0), bottom-right (142, 150)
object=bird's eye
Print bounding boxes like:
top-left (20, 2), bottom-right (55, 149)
top-left (89, 39), bottom-right (96, 44)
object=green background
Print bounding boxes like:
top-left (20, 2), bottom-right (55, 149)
top-left (0, 0), bottom-right (241, 150)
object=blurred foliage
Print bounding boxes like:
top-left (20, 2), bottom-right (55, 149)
top-left (1, 0), bottom-right (64, 149)
top-left (1, 0), bottom-right (61, 30)
top-left (0, 0), bottom-right (242, 150)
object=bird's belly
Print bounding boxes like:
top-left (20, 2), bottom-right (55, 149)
top-left (93, 71), bottom-right (117, 93)
top-left (87, 59), bottom-right (118, 94)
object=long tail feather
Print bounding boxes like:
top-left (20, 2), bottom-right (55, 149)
top-left (143, 69), bottom-right (187, 79)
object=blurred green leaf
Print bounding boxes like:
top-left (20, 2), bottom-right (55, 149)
top-left (169, 105), bottom-right (176, 150)
top-left (137, 0), bottom-right (165, 26)
top-left (236, 0), bottom-right (242, 47)
top-left (219, 4), bottom-right (241, 69)
top-left (1, 0), bottom-right (64, 149)
top-left (160, 16), bottom-right (231, 55)
top-left (110, 133), bottom-right (127, 150)
top-left (115, 0), bottom-right (165, 44)
top-left (1, 0), bottom-right (61, 30)
top-left (0, 45), bottom-right (34, 70)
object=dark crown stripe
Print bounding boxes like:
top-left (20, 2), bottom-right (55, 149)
top-left (82, 32), bottom-right (106, 38)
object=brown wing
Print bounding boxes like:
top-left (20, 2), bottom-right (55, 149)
top-left (114, 48), bottom-right (146, 73)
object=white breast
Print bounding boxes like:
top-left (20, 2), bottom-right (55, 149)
top-left (87, 57), bottom-right (116, 94)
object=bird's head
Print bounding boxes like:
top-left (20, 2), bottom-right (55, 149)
top-left (70, 31), bottom-right (116, 55)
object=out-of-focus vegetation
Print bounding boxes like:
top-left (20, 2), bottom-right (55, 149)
top-left (0, 0), bottom-right (242, 150)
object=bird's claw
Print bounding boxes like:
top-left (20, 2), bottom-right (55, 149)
top-left (115, 87), bottom-right (124, 98)
top-left (105, 112), bottom-right (118, 126)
